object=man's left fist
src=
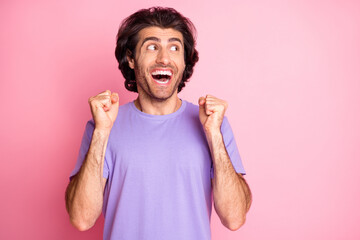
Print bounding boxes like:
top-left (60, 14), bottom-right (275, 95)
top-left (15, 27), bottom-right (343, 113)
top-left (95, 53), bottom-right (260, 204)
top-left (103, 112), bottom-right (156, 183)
top-left (198, 95), bottom-right (228, 133)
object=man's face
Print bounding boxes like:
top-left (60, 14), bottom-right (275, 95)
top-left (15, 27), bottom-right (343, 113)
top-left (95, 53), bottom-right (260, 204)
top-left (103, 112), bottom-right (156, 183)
top-left (127, 26), bottom-right (186, 101)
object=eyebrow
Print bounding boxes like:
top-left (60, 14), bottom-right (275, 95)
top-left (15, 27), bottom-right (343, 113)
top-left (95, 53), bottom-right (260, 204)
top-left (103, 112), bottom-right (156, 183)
top-left (140, 37), bottom-right (183, 48)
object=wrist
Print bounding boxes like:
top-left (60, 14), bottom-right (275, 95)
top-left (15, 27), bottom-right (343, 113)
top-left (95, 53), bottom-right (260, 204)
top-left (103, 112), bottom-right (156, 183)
top-left (93, 128), bottom-right (111, 138)
top-left (205, 129), bottom-right (223, 148)
top-left (204, 128), bottom-right (222, 139)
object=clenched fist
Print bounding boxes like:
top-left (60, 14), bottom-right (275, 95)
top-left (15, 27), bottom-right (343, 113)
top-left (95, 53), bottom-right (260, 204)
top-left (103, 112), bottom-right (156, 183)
top-left (198, 95), bottom-right (228, 134)
top-left (88, 90), bottom-right (119, 131)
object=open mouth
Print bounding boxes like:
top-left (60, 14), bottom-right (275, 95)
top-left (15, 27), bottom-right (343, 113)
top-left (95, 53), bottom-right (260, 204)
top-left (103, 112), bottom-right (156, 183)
top-left (151, 70), bottom-right (172, 84)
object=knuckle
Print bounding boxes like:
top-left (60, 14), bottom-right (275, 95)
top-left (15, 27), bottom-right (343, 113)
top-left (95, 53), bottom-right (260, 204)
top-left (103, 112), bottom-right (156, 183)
top-left (88, 97), bottom-right (95, 104)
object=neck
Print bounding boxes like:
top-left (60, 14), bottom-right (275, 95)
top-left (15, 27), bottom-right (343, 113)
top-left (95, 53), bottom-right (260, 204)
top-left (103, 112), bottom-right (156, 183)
top-left (134, 95), bottom-right (182, 115)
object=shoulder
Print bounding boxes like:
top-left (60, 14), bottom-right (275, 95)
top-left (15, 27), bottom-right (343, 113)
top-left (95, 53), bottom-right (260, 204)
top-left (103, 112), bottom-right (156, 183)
top-left (117, 101), bottom-right (133, 114)
top-left (182, 100), bottom-right (199, 114)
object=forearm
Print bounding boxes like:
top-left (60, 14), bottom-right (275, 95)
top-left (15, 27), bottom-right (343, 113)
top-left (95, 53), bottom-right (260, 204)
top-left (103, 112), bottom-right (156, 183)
top-left (206, 130), bottom-right (252, 230)
top-left (66, 128), bottom-right (109, 231)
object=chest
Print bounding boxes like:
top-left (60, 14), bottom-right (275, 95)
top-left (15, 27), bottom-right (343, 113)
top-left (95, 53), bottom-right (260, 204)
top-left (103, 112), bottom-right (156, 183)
top-left (105, 116), bottom-right (212, 181)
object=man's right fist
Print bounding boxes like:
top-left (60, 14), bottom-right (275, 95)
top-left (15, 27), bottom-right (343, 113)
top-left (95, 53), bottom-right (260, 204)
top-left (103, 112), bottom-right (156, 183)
top-left (88, 90), bottom-right (119, 131)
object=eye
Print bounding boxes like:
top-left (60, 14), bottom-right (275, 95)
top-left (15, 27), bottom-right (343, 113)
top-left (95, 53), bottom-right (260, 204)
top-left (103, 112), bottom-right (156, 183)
top-left (170, 45), bottom-right (178, 51)
top-left (147, 44), bottom-right (156, 50)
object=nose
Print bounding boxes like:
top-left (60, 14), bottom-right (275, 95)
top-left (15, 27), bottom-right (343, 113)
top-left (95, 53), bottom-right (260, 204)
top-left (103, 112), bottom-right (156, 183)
top-left (156, 48), bottom-right (170, 65)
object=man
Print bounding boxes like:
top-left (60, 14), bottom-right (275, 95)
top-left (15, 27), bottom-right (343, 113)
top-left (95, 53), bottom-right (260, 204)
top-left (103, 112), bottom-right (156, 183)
top-left (66, 7), bottom-right (252, 240)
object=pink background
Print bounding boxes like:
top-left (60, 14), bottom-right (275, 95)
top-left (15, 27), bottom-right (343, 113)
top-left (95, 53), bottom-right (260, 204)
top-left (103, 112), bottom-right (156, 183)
top-left (1, 0), bottom-right (359, 239)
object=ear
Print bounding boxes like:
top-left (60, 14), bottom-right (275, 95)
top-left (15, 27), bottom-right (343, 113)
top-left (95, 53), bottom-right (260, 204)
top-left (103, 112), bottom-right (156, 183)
top-left (126, 50), bottom-right (135, 69)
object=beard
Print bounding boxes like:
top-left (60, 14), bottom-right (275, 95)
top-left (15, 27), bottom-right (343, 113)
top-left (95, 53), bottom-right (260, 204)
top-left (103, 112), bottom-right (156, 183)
top-left (134, 63), bottom-right (184, 102)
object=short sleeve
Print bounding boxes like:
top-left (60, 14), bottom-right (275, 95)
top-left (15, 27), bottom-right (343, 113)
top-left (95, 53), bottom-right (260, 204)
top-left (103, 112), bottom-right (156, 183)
top-left (69, 120), bottom-right (109, 180)
top-left (210, 117), bottom-right (246, 178)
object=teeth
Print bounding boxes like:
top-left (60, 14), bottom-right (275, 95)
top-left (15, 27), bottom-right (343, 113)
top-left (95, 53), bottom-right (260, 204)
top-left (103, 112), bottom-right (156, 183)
top-left (155, 79), bottom-right (170, 84)
top-left (151, 70), bottom-right (172, 76)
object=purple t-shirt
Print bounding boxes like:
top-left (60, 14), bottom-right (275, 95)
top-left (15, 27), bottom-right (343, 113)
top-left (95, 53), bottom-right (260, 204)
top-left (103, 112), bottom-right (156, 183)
top-left (70, 100), bottom-right (245, 240)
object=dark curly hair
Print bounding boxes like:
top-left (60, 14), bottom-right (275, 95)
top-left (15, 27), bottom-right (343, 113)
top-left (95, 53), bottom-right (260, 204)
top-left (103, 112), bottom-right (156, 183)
top-left (115, 7), bottom-right (199, 93)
